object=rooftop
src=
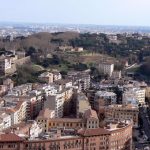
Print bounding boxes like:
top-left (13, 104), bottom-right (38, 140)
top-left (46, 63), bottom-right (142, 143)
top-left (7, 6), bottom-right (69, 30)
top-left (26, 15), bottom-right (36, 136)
top-left (106, 104), bottom-right (139, 110)
top-left (39, 72), bottom-right (53, 77)
top-left (84, 109), bottom-right (98, 119)
top-left (78, 128), bottom-right (110, 136)
top-left (0, 133), bottom-right (24, 142)
top-left (37, 108), bottom-right (54, 119)
top-left (95, 91), bottom-right (116, 97)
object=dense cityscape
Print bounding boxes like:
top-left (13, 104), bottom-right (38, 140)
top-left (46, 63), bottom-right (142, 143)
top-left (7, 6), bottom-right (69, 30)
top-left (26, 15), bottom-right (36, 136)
top-left (1, 0), bottom-right (150, 150)
top-left (1, 23), bottom-right (150, 37)
top-left (0, 24), bottom-right (149, 150)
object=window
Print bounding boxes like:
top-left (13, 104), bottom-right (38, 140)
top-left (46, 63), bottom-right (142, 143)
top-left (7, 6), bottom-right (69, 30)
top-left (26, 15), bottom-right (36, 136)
top-left (8, 145), bottom-right (15, 148)
top-left (0, 145), bottom-right (3, 148)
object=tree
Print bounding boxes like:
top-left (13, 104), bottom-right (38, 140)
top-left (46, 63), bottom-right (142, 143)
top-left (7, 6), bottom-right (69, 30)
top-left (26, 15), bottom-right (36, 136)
top-left (26, 46), bottom-right (36, 56)
top-left (72, 63), bottom-right (88, 71)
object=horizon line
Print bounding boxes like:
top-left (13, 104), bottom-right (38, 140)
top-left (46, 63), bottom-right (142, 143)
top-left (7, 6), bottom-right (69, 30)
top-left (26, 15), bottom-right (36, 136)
top-left (0, 21), bottom-right (150, 28)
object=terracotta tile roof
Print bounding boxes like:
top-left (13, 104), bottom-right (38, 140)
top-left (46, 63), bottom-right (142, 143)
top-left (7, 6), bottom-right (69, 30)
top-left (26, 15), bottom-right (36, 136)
top-left (55, 79), bottom-right (72, 85)
top-left (3, 122), bottom-right (32, 134)
top-left (84, 109), bottom-right (98, 119)
top-left (37, 108), bottom-right (54, 119)
top-left (0, 133), bottom-right (24, 142)
top-left (5, 109), bottom-right (16, 114)
top-left (78, 128), bottom-right (110, 137)
top-left (48, 118), bottom-right (83, 123)
top-left (13, 100), bottom-right (25, 111)
top-left (5, 100), bottom-right (25, 114)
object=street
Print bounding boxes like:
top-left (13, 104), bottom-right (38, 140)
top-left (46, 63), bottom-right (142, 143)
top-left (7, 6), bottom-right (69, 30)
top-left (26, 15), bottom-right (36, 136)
top-left (140, 107), bottom-right (150, 139)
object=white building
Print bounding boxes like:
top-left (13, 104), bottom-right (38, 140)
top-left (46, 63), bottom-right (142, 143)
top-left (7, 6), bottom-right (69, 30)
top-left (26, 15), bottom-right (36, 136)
top-left (7, 83), bottom-right (32, 96)
top-left (67, 71), bottom-right (91, 91)
top-left (98, 62), bottom-right (114, 77)
top-left (123, 88), bottom-right (145, 105)
top-left (0, 56), bottom-right (12, 75)
top-left (0, 111), bottom-right (11, 131)
top-left (29, 121), bottom-right (43, 139)
top-left (95, 91), bottom-right (117, 106)
top-left (52, 71), bottom-right (62, 81)
top-left (39, 84), bottom-right (58, 97)
top-left (38, 72), bottom-right (54, 84)
top-left (111, 71), bottom-right (122, 79)
top-left (6, 100), bottom-right (27, 125)
top-left (44, 92), bottom-right (66, 118)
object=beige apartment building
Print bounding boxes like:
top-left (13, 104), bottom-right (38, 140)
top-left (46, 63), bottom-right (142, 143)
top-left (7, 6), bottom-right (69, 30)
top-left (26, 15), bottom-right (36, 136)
top-left (105, 104), bottom-right (139, 127)
top-left (38, 72), bottom-right (54, 84)
top-left (37, 108), bottom-right (99, 132)
top-left (98, 62), bottom-right (114, 77)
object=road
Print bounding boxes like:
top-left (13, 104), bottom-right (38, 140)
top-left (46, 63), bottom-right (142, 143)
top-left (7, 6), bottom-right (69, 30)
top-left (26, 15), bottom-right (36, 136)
top-left (134, 107), bottom-right (150, 149)
top-left (125, 63), bottom-right (143, 70)
top-left (140, 107), bottom-right (150, 139)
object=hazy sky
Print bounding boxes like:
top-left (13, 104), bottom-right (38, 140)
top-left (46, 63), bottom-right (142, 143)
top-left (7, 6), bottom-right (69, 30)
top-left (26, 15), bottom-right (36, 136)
top-left (0, 0), bottom-right (150, 26)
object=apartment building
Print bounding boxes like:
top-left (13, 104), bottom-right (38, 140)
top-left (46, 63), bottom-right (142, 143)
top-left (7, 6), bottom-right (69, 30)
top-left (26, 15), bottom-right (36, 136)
top-left (52, 70), bottom-right (62, 81)
top-left (0, 85), bottom-right (7, 96)
top-left (94, 91), bottom-right (117, 106)
top-left (67, 71), bottom-right (91, 91)
top-left (37, 108), bottom-right (99, 133)
top-left (111, 70), bottom-right (122, 79)
top-left (76, 92), bottom-right (91, 118)
top-left (0, 120), bottom-right (132, 150)
top-left (98, 62), bottom-right (114, 77)
top-left (123, 88), bottom-right (145, 105)
top-left (6, 100), bottom-right (27, 125)
top-left (37, 84), bottom-right (58, 97)
top-left (54, 79), bottom-right (73, 89)
top-left (37, 108), bottom-right (55, 132)
top-left (38, 72), bottom-right (54, 84)
top-left (0, 111), bottom-right (11, 131)
top-left (44, 92), bottom-right (65, 118)
top-left (7, 83), bottom-right (33, 96)
top-left (0, 133), bottom-right (24, 150)
top-left (145, 87), bottom-right (150, 99)
top-left (83, 109), bottom-right (99, 129)
top-left (46, 118), bottom-right (85, 133)
top-left (3, 120), bottom-right (42, 140)
top-left (0, 56), bottom-right (11, 75)
top-left (107, 120), bottom-right (132, 150)
top-left (105, 104), bottom-right (139, 127)
top-left (3, 78), bottom-right (14, 90)
top-left (44, 86), bottom-right (73, 118)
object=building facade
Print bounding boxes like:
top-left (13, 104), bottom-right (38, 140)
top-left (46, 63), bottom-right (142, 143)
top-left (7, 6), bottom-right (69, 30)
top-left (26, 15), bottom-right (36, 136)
top-left (95, 91), bottom-right (117, 106)
top-left (98, 63), bottom-right (114, 77)
top-left (123, 88), bottom-right (145, 105)
top-left (105, 104), bottom-right (139, 127)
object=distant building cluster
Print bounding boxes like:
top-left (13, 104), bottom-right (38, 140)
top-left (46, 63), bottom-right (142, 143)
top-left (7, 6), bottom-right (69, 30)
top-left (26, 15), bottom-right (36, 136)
top-left (58, 46), bottom-right (84, 52)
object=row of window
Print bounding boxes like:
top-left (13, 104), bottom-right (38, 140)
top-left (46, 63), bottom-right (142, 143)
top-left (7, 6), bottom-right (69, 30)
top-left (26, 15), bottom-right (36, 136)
top-left (0, 144), bottom-right (15, 149)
